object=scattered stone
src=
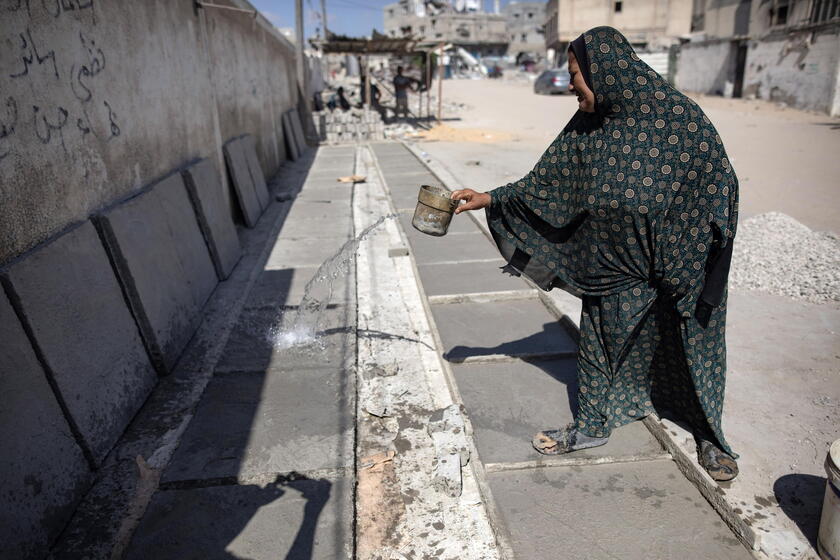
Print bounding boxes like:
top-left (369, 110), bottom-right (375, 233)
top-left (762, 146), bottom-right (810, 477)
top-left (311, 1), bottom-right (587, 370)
top-left (730, 212), bottom-right (840, 303)
top-left (388, 246), bottom-right (410, 258)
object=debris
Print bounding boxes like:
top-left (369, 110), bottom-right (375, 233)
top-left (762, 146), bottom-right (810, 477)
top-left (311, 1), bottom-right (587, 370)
top-left (427, 404), bottom-right (471, 497)
top-left (388, 246), bottom-right (410, 258)
top-left (360, 450), bottom-right (395, 470)
top-left (275, 191), bottom-right (295, 202)
top-left (465, 160), bottom-right (481, 166)
top-left (337, 174), bottom-right (366, 183)
top-left (432, 452), bottom-right (463, 497)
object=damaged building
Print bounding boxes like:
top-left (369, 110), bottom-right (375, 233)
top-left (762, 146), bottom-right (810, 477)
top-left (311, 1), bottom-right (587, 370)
top-left (676, 0), bottom-right (840, 115)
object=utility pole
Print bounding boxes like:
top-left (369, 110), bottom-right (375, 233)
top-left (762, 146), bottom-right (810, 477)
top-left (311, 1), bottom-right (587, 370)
top-left (321, 0), bottom-right (328, 38)
top-left (295, 0), bottom-right (306, 90)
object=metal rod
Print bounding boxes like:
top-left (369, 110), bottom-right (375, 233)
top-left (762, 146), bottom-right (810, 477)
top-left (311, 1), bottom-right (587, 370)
top-left (320, 0), bottom-right (328, 38)
top-left (426, 51), bottom-right (431, 119)
top-left (195, 1), bottom-right (257, 17)
top-left (437, 43), bottom-right (444, 124)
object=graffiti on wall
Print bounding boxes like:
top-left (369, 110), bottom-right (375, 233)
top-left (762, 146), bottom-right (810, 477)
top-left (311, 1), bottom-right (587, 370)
top-left (1, 0), bottom-right (122, 163)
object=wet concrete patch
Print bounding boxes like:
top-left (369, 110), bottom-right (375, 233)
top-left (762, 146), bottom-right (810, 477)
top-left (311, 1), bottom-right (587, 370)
top-left (488, 460), bottom-right (754, 560)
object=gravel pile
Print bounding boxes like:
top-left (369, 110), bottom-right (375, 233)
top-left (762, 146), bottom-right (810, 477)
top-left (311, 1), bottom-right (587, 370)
top-left (729, 212), bottom-right (840, 304)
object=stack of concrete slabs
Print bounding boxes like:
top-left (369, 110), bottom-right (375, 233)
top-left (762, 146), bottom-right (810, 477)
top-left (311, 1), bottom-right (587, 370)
top-left (95, 172), bottom-right (218, 374)
top-left (241, 135), bottom-right (270, 210)
top-left (282, 111), bottom-right (301, 161)
top-left (182, 158), bottom-right (242, 280)
top-left (0, 290), bottom-right (93, 559)
top-left (223, 137), bottom-right (263, 227)
top-left (0, 221), bottom-right (157, 464)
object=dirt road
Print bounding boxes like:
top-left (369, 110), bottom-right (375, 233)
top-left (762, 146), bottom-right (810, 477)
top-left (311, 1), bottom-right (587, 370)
top-left (422, 79), bottom-right (840, 233)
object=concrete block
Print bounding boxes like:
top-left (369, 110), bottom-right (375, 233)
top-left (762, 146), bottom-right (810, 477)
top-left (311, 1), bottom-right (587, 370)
top-left (181, 158), bottom-right (242, 280)
top-left (127, 476), bottom-right (352, 560)
top-left (416, 260), bottom-right (528, 296)
top-left (289, 109), bottom-right (307, 152)
top-left (95, 173), bottom-right (217, 374)
top-left (242, 135), bottom-right (270, 210)
top-left (431, 299), bottom-right (577, 362)
top-left (0, 290), bottom-right (92, 560)
top-left (282, 111), bottom-right (301, 161)
top-left (452, 359), bottom-right (664, 464)
top-left (488, 461), bottom-right (753, 559)
top-left (223, 137), bottom-right (262, 228)
top-left (161, 365), bottom-right (355, 482)
top-left (1, 221), bottom-right (157, 463)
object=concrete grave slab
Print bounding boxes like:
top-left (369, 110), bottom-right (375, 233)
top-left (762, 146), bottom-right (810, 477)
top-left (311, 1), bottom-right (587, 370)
top-left (242, 135), bottom-right (271, 210)
top-left (162, 366), bottom-right (355, 482)
top-left (406, 231), bottom-right (501, 265)
top-left (452, 359), bottom-right (663, 464)
top-left (181, 158), bottom-right (242, 280)
top-left (95, 173), bottom-right (217, 374)
top-left (127, 476), bottom-right (352, 560)
top-left (1, 221), bottom-right (157, 463)
top-left (282, 111), bottom-right (301, 161)
top-left (280, 200), bottom-right (353, 239)
top-left (244, 267), bottom-right (355, 309)
top-left (289, 109), bottom-right (307, 153)
top-left (214, 305), bottom-right (356, 375)
top-left (0, 290), bottom-right (92, 560)
top-left (265, 236), bottom-right (355, 268)
top-left (487, 461), bottom-right (752, 560)
top-left (431, 299), bottom-right (577, 362)
top-left (223, 136), bottom-right (263, 228)
top-left (416, 260), bottom-right (529, 297)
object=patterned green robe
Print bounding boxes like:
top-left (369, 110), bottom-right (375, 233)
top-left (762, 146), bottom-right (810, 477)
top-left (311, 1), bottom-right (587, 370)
top-left (486, 26), bottom-right (739, 455)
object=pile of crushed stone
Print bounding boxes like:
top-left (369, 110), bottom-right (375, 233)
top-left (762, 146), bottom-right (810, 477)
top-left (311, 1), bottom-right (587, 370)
top-left (729, 212), bottom-right (840, 304)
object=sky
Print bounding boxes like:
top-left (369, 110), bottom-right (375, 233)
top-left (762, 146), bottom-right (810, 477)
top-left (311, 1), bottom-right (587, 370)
top-left (252, 0), bottom-right (539, 40)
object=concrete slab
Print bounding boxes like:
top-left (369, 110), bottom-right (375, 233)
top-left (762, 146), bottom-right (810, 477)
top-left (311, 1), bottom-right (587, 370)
top-left (1, 221), bottom-right (157, 463)
top-left (488, 461), bottom-right (753, 560)
top-left (245, 267), bottom-right (354, 309)
top-left (214, 305), bottom-right (356, 374)
top-left (452, 359), bottom-right (664, 465)
top-left (265, 236), bottom-right (354, 268)
top-left (416, 260), bottom-right (528, 296)
top-left (242, 135), bottom-right (271, 210)
top-left (162, 365), bottom-right (355, 482)
top-left (406, 231), bottom-right (502, 266)
top-left (431, 299), bottom-right (577, 362)
top-left (280, 201), bottom-right (352, 239)
top-left (0, 290), bottom-right (92, 560)
top-left (223, 137), bottom-right (262, 228)
top-left (96, 173), bottom-right (217, 374)
top-left (127, 476), bottom-right (352, 560)
top-left (289, 109), bottom-right (307, 154)
top-left (181, 158), bottom-right (242, 280)
top-left (282, 111), bottom-right (301, 161)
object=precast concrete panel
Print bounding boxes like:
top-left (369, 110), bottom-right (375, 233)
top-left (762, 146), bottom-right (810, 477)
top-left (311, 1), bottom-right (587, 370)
top-left (282, 111), bottom-right (301, 160)
top-left (95, 173), bottom-right (217, 374)
top-left (242, 135), bottom-right (271, 210)
top-left (0, 290), bottom-right (93, 560)
top-left (223, 137), bottom-right (263, 227)
top-left (289, 109), bottom-right (307, 153)
top-left (182, 158), bottom-right (242, 280)
top-left (0, 221), bottom-right (157, 464)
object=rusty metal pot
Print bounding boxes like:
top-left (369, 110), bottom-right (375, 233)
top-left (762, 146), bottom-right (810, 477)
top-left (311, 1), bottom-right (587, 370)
top-left (412, 185), bottom-right (458, 236)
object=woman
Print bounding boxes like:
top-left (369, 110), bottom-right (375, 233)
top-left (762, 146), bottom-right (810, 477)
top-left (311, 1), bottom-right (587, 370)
top-left (451, 26), bottom-right (739, 481)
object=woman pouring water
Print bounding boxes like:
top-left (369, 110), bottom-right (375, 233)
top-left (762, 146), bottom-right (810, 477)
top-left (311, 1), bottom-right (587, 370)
top-left (450, 26), bottom-right (740, 481)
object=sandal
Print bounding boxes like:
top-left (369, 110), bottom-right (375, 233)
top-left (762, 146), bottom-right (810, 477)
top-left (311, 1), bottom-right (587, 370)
top-left (698, 439), bottom-right (739, 481)
top-left (532, 423), bottom-right (609, 455)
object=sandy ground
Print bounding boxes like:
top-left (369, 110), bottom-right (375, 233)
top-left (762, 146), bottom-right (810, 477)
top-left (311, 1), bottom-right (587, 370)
top-left (423, 79), bottom-right (840, 233)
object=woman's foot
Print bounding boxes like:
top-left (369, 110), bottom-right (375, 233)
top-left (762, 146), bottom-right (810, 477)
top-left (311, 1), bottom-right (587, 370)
top-left (532, 423), bottom-right (609, 455)
top-left (697, 439), bottom-right (739, 481)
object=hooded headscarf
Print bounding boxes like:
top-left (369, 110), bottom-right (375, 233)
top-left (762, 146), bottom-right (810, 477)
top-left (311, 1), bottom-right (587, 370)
top-left (487, 26), bottom-right (738, 319)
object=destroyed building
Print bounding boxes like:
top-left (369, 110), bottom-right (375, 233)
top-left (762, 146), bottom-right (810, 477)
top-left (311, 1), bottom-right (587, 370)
top-left (503, 1), bottom-right (548, 61)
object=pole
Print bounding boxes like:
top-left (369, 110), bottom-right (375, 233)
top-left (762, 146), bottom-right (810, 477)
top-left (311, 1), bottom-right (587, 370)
top-left (295, 0), bottom-right (305, 90)
top-left (320, 0), bottom-right (328, 38)
top-left (425, 50), bottom-right (431, 119)
top-left (365, 55), bottom-right (371, 111)
top-left (437, 43), bottom-right (444, 124)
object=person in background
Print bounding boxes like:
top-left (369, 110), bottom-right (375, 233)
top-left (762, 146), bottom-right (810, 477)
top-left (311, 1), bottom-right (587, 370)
top-left (450, 26), bottom-right (740, 482)
top-left (392, 66), bottom-right (419, 120)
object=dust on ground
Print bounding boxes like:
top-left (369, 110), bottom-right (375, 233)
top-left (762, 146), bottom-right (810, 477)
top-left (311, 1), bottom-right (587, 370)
top-left (408, 123), bottom-right (516, 144)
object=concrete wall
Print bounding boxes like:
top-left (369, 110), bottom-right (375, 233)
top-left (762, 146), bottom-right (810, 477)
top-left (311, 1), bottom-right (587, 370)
top-left (0, 0), bottom-right (296, 265)
top-left (503, 2), bottom-right (546, 56)
top-left (743, 26), bottom-right (840, 114)
top-left (675, 39), bottom-right (737, 94)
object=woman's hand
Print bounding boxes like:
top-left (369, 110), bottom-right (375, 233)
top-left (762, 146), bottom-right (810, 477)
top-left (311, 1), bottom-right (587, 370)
top-left (451, 188), bottom-right (491, 214)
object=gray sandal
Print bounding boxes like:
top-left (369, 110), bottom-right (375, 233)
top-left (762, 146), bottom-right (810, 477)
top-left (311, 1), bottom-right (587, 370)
top-left (532, 423), bottom-right (609, 455)
top-left (698, 439), bottom-right (739, 481)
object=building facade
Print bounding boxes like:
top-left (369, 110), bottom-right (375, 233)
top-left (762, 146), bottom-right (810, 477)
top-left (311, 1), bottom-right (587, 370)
top-left (676, 0), bottom-right (840, 114)
top-left (503, 2), bottom-right (547, 58)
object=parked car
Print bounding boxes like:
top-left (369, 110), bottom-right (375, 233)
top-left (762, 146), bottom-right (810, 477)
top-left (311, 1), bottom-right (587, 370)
top-left (534, 65), bottom-right (570, 95)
